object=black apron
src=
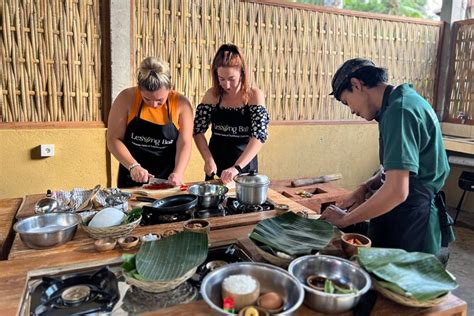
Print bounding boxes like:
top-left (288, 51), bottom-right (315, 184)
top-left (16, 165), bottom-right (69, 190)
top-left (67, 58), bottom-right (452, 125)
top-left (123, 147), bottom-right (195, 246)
top-left (206, 99), bottom-right (258, 180)
top-left (117, 99), bottom-right (179, 188)
top-left (369, 85), bottom-right (433, 252)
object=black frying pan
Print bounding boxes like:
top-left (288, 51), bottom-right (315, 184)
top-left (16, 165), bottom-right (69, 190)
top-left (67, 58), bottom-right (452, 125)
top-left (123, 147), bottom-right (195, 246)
top-left (141, 194), bottom-right (198, 225)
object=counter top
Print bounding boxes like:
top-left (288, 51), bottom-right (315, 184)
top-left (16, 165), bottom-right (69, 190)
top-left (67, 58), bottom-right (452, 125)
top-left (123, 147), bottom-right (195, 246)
top-left (0, 189), bottom-right (467, 315)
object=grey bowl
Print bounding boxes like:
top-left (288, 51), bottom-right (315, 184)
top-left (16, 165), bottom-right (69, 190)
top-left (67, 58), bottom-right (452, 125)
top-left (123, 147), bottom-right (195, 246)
top-left (288, 255), bottom-right (371, 313)
top-left (187, 183), bottom-right (228, 208)
top-left (201, 262), bottom-right (304, 315)
top-left (14, 213), bottom-right (80, 249)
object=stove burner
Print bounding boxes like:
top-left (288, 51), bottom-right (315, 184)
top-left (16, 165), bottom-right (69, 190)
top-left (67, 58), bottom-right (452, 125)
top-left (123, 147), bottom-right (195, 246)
top-left (226, 197), bottom-right (274, 214)
top-left (30, 267), bottom-right (119, 315)
top-left (238, 204), bottom-right (264, 212)
top-left (61, 285), bottom-right (91, 304)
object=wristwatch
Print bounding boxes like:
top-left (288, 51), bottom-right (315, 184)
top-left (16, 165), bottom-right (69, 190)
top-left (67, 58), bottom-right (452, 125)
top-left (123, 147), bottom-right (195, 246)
top-left (234, 165), bottom-right (243, 174)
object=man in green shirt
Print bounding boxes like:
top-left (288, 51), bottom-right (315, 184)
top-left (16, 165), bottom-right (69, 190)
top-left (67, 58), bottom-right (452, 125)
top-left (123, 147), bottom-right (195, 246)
top-left (321, 58), bottom-right (454, 255)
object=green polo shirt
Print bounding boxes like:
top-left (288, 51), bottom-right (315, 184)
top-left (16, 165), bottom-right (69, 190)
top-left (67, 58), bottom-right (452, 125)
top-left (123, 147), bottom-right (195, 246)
top-left (379, 84), bottom-right (452, 254)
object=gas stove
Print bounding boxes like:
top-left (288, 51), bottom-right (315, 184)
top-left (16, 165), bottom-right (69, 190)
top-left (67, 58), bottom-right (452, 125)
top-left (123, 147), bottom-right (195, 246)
top-left (141, 197), bottom-right (275, 225)
top-left (27, 267), bottom-right (119, 315)
top-left (21, 244), bottom-right (253, 315)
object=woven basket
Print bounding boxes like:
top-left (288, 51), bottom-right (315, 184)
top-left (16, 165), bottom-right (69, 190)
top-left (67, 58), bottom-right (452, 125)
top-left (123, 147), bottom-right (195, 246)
top-left (123, 267), bottom-right (197, 293)
top-left (255, 245), bottom-right (293, 268)
top-left (81, 216), bottom-right (142, 239)
top-left (372, 278), bottom-right (449, 308)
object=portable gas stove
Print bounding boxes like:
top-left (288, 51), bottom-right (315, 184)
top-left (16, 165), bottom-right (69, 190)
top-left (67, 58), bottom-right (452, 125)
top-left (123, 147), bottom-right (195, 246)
top-left (21, 244), bottom-right (253, 315)
top-left (141, 197), bottom-right (275, 225)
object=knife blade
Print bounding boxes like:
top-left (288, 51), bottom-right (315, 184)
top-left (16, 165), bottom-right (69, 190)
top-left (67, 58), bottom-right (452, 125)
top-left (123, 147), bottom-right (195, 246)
top-left (148, 177), bottom-right (169, 184)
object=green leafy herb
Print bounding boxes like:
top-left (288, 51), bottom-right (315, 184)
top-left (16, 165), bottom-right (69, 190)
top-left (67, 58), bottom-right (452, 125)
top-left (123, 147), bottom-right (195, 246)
top-left (122, 208), bottom-right (142, 224)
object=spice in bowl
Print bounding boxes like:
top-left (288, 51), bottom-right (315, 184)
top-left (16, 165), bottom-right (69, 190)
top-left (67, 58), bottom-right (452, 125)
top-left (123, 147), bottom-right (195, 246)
top-left (183, 219), bottom-right (210, 234)
top-left (341, 233), bottom-right (371, 258)
top-left (117, 235), bottom-right (139, 249)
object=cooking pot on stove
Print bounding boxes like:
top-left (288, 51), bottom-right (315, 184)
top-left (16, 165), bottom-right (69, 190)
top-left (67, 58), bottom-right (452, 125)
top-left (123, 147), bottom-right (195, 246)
top-left (234, 171), bottom-right (270, 205)
top-left (141, 194), bottom-right (198, 225)
top-left (188, 183), bottom-right (228, 208)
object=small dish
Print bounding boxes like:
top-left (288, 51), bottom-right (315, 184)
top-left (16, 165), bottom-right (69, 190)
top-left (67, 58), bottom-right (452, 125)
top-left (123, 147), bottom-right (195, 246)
top-left (117, 235), bottom-right (139, 249)
top-left (162, 229), bottom-right (180, 237)
top-left (183, 219), bottom-right (210, 234)
top-left (140, 233), bottom-right (161, 242)
top-left (94, 238), bottom-right (117, 252)
top-left (341, 233), bottom-right (371, 258)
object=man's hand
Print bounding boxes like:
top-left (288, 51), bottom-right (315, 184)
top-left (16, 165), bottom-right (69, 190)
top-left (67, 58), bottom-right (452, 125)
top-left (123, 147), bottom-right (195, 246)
top-left (338, 185), bottom-right (367, 212)
top-left (320, 205), bottom-right (349, 228)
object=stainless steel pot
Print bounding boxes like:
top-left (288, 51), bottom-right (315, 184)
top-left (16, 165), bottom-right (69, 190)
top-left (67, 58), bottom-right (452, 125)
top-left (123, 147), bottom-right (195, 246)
top-left (14, 213), bottom-right (80, 249)
top-left (288, 255), bottom-right (371, 313)
top-left (187, 183), bottom-right (228, 208)
top-left (201, 262), bottom-right (304, 315)
top-left (234, 171), bottom-right (270, 205)
top-left (34, 190), bottom-right (59, 214)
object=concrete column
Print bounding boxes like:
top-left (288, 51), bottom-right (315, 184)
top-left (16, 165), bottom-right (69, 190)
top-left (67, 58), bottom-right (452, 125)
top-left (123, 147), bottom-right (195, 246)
top-left (110, 0), bottom-right (132, 101)
top-left (436, 0), bottom-right (468, 119)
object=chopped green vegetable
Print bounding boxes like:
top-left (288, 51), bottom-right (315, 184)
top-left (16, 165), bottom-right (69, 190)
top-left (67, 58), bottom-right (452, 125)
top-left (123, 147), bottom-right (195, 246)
top-left (122, 208), bottom-right (142, 224)
top-left (324, 279), bottom-right (335, 294)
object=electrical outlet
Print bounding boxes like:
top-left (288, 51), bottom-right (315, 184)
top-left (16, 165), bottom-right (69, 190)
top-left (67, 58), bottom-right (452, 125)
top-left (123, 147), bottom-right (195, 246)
top-left (40, 144), bottom-right (55, 157)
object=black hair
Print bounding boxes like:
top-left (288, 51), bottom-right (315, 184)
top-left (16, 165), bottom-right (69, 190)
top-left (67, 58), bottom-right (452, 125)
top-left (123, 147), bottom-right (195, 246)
top-left (339, 66), bottom-right (388, 94)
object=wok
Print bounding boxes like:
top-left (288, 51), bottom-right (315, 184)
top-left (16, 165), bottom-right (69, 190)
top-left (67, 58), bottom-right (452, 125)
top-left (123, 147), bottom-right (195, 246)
top-left (141, 194), bottom-right (198, 225)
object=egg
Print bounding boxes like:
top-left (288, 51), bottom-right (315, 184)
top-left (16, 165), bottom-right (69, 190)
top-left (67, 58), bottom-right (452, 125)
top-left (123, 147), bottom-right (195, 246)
top-left (257, 292), bottom-right (283, 310)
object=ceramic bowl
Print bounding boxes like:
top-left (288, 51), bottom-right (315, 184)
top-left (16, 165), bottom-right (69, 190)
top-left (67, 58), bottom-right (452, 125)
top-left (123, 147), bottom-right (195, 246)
top-left (183, 219), bottom-right (211, 234)
top-left (117, 235), bottom-right (139, 249)
top-left (94, 237), bottom-right (117, 252)
top-left (341, 233), bottom-right (372, 257)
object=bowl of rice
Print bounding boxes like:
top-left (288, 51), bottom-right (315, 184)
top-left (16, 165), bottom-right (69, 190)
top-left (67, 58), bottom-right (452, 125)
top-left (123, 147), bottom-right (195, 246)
top-left (201, 262), bottom-right (304, 315)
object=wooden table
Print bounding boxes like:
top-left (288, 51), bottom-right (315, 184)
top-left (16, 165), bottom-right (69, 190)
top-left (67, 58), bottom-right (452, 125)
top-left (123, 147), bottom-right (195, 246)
top-left (0, 189), bottom-right (467, 315)
top-left (0, 198), bottom-right (22, 259)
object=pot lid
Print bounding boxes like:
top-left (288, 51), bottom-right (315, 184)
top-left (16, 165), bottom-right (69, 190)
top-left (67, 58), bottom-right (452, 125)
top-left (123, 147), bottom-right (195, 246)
top-left (234, 171), bottom-right (270, 185)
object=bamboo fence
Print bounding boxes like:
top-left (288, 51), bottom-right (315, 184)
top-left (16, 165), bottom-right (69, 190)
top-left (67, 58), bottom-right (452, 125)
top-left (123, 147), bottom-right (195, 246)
top-left (445, 19), bottom-right (474, 125)
top-left (133, 0), bottom-right (442, 121)
top-left (1, 0), bottom-right (102, 123)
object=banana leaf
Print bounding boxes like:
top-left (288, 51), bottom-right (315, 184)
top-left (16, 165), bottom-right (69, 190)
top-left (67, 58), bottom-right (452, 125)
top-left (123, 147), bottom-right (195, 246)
top-left (133, 231), bottom-right (208, 281)
top-left (249, 212), bottom-right (333, 256)
top-left (357, 248), bottom-right (458, 301)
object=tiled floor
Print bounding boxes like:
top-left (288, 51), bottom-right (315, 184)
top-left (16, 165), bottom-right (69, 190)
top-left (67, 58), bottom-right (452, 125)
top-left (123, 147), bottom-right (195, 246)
top-left (447, 209), bottom-right (474, 314)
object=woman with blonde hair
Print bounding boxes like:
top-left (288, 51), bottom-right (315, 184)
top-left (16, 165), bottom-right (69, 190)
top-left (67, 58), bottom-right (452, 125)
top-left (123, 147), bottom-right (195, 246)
top-left (107, 57), bottom-right (193, 188)
top-left (193, 44), bottom-right (270, 184)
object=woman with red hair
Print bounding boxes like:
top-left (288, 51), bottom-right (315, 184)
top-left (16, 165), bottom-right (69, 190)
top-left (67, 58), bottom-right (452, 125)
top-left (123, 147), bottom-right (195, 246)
top-left (193, 44), bottom-right (269, 183)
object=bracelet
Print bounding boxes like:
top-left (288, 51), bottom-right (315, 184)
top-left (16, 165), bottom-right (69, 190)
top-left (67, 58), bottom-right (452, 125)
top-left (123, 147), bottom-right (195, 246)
top-left (234, 165), bottom-right (243, 173)
top-left (128, 163), bottom-right (140, 172)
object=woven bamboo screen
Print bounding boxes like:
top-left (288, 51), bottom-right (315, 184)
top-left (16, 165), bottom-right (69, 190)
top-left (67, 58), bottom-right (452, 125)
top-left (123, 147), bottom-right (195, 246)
top-left (1, 0), bottom-right (102, 123)
top-left (133, 0), bottom-right (442, 120)
top-left (445, 20), bottom-right (474, 125)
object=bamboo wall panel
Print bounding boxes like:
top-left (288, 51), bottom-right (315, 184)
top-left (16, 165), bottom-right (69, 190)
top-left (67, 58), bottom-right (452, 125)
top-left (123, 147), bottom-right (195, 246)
top-left (445, 20), bottom-right (474, 125)
top-left (133, 0), bottom-right (442, 121)
top-left (1, 0), bottom-right (102, 123)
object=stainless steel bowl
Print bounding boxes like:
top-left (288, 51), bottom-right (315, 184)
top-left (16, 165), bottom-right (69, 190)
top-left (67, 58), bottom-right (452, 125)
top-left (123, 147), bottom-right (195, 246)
top-left (187, 183), bottom-right (228, 208)
top-left (14, 213), bottom-right (80, 249)
top-left (201, 262), bottom-right (304, 315)
top-left (288, 255), bottom-right (371, 313)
